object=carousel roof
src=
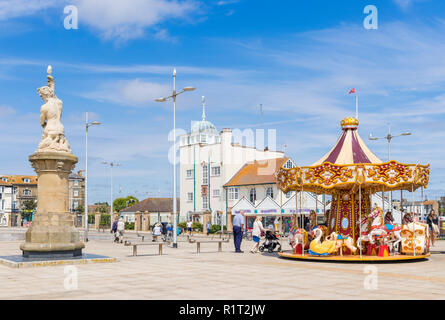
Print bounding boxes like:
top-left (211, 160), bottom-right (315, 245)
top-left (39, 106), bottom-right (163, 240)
top-left (312, 117), bottom-right (382, 165)
top-left (277, 117), bottom-right (430, 195)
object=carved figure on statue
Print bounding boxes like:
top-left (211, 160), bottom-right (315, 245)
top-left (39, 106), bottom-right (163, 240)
top-left (36, 66), bottom-right (71, 154)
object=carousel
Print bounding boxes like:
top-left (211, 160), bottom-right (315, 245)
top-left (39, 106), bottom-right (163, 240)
top-left (277, 117), bottom-right (431, 262)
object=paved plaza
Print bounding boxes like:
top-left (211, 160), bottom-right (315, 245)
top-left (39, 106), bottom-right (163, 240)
top-left (0, 228), bottom-right (444, 300)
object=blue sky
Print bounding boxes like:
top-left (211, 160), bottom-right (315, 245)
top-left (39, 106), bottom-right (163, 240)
top-left (0, 0), bottom-right (444, 203)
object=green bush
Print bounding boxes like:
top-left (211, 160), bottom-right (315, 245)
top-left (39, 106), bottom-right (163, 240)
top-left (125, 222), bottom-right (135, 230)
top-left (88, 214), bottom-right (95, 224)
top-left (99, 214), bottom-right (111, 226)
top-left (210, 224), bottom-right (227, 234)
top-left (192, 222), bottom-right (203, 232)
top-left (178, 222), bottom-right (187, 229)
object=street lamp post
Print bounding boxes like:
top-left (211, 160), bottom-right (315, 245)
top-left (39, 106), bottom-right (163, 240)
top-left (155, 68), bottom-right (195, 248)
top-left (369, 124), bottom-right (411, 217)
top-left (85, 112), bottom-right (101, 241)
top-left (102, 161), bottom-right (121, 231)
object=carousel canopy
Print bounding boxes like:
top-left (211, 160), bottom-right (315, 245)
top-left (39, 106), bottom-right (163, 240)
top-left (277, 117), bottom-right (430, 195)
top-left (313, 117), bottom-right (382, 165)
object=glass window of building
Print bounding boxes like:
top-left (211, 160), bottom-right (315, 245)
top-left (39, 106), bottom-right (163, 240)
top-left (211, 166), bottom-right (220, 176)
top-left (74, 180), bottom-right (79, 186)
top-left (213, 189), bottom-right (220, 197)
top-left (228, 187), bottom-right (239, 200)
top-left (23, 189), bottom-right (31, 196)
top-left (202, 196), bottom-right (208, 209)
top-left (266, 187), bottom-right (274, 199)
top-left (186, 169), bottom-right (194, 179)
top-left (187, 192), bottom-right (193, 201)
top-left (249, 188), bottom-right (256, 204)
top-left (74, 190), bottom-right (79, 197)
top-left (202, 165), bottom-right (208, 184)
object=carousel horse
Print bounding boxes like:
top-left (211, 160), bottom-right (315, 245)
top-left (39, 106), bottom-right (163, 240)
top-left (327, 232), bottom-right (357, 256)
top-left (288, 227), bottom-right (308, 250)
top-left (309, 227), bottom-right (337, 256)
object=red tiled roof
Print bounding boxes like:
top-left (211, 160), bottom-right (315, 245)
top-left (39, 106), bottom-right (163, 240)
top-left (224, 158), bottom-right (288, 187)
top-left (120, 198), bottom-right (180, 213)
top-left (0, 175), bottom-right (37, 185)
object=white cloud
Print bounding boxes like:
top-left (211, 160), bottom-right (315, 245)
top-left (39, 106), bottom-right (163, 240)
top-left (72, 0), bottom-right (200, 41)
top-left (0, 0), bottom-right (59, 21)
top-left (84, 79), bottom-right (172, 107)
top-left (0, 105), bottom-right (16, 116)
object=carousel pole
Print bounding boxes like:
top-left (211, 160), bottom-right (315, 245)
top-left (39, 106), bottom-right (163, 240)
top-left (359, 185), bottom-right (362, 259)
top-left (411, 181), bottom-right (416, 257)
top-left (301, 186), bottom-right (304, 256)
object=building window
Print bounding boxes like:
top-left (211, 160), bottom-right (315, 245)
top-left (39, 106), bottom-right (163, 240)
top-left (202, 165), bottom-right (208, 185)
top-left (266, 187), bottom-right (274, 199)
top-left (23, 178), bottom-right (30, 183)
top-left (213, 189), bottom-right (220, 197)
top-left (202, 197), bottom-right (208, 209)
top-left (249, 188), bottom-right (256, 204)
top-left (74, 180), bottom-right (79, 186)
top-left (23, 189), bottom-right (31, 196)
top-left (13, 187), bottom-right (17, 194)
top-left (201, 135), bottom-right (207, 143)
top-left (228, 187), bottom-right (239, 200)
top-left (73, 200), bottom-right (78, 208)
top-left (187, 193), bottom-right (194, 201)
top-left (186, 169), bottom-right (194, 179)
top-left (283, 160), bottom-right (295, 169)
top-left (211, 166), bottom-right (220, 176)
top-left (74, 190), bottom-right (79, 197)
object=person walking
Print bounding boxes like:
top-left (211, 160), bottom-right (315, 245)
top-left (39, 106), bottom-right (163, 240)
top-left (206, 221), bottom-right (211, 236)
top-left (152, 223), bottom-right (162, 242)
top-left (166, 223), bottom-right (173, 241)
top-left (232, 210), bottom-right (245, 253)
top-left (117, 217), bottom-right (125, 243)
top-left (187, 220), bottom-right (193, 235)
top-left (427, 209), bottom-right (439, 246)
top-left (251, 216), bottom-right (267, 253)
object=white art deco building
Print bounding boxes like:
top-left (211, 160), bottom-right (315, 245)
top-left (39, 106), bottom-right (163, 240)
top-left (179, 98), bottom-right (284, 224)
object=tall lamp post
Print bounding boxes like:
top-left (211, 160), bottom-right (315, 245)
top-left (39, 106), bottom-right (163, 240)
top-left (369, 124), bottom-right (411, 216)
top-left (102, 161), bottom-right (121, 230)
top-left (155, 68), bottom-right (195, 248)
top-left (85, 112), bottom-right (101, 241)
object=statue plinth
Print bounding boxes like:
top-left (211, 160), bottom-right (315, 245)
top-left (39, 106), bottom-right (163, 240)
top-left (20, 151), bottom-right (85, 258)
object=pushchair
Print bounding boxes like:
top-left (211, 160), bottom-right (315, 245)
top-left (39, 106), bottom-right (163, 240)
top-left (259, 230), bottom-right (282, 253)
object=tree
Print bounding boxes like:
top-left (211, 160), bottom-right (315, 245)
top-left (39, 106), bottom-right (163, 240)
top-left (113, 196), bottom-right (139, 213)
top-left (74, 204), bottom-right (84, 214)
top-left (21, 199), bottom-right (37, 221)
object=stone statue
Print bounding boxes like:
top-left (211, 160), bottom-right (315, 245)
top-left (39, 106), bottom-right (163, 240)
top-left (36, 66), bottom-right (71, 153)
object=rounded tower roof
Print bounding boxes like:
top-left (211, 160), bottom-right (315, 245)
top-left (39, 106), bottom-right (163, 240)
top-left (191, 96), bottom-right (218, 134)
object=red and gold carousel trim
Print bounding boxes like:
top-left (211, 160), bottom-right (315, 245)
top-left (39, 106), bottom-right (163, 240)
top-left (277, 160), bottom-right (430, 195)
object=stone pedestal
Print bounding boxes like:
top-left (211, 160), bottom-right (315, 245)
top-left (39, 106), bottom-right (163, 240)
top-left (20, 152), bottom-right (85, 258)
top-left (227, 212), bottom-right (233, 232)
top-left (95, 213), bottom-right (101, 229)
top-left (142, 211), bottom-right (150, 231)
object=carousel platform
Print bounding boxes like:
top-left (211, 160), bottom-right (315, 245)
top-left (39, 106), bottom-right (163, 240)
top-left (278, 250), bottom-right (430, 263)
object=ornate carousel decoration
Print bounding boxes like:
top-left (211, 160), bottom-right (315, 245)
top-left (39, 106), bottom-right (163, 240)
top-left (279, 117), bottom-right (431, 262)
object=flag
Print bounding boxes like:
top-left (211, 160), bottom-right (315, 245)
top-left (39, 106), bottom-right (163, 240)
top-left (348, 88), bottom-right (356, 95)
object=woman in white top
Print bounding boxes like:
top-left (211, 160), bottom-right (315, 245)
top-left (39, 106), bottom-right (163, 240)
top-left (152, 223), bottom-right (162, 242)
top-left (250, 216), bottom-right (267, 253)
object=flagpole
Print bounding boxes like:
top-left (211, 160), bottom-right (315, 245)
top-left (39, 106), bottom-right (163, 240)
top-left (355, 94), bottom-right (358, 120)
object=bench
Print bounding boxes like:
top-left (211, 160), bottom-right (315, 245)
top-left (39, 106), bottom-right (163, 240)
top-left (189, 238), bottom-right (230, 253)
top-left (124, 241), bottom-right (164, 256)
